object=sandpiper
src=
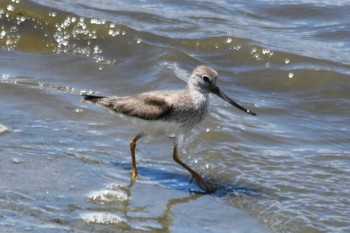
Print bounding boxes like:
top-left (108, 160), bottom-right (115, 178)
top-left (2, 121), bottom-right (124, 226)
top-left (82, 65), bottom-right (256, 192)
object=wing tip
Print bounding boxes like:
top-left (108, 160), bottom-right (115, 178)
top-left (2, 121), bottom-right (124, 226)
top-left (81, 94), bottom-right (105, 104)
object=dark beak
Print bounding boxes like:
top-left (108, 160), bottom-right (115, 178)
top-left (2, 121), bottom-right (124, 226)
top-left (211, 86), bottom-right (256, 116)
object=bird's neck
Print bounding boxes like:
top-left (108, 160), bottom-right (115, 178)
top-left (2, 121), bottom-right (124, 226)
top-left (187, 87), bottom-right (210, 110)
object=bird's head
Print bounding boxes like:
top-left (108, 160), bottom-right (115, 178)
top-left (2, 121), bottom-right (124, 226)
top-left (188, 65), bottom-right (256, 116)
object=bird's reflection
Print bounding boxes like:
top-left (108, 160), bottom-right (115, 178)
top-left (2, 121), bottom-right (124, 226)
top-left (84, 162), bottom-right (263, 231)
top-left (121, 174), bottom-right (201, 232)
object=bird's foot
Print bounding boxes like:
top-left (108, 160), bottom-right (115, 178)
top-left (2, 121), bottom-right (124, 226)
top-left (190, 173), bottom-right (216, 194)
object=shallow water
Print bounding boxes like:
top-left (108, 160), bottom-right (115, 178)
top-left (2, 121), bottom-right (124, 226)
top-left (1, 0), bottom-right (350, 232)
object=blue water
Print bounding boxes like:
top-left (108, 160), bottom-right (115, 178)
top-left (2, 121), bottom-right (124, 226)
top-left (1, 0), bottom-right (349, 232)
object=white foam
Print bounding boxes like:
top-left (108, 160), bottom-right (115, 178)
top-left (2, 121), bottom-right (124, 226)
top-left (87, 184), bottom-right (128, 203)
top-left (81, 212), bottom-right (124, 224)
top-left (0, 124), bottom-right (9, 134)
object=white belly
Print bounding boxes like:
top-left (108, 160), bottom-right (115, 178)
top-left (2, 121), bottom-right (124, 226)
top-left (117, 113), bottom-right (184, 137)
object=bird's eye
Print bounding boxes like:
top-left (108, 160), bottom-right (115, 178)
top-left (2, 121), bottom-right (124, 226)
top-left (203, 76), bottom-right (210, 82)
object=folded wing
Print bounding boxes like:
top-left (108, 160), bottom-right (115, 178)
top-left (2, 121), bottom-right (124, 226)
top-left (82, 94), bottom-right (172, 120)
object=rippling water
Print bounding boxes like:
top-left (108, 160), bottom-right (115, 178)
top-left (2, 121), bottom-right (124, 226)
top-left (1, 0), bottom-right (349, 232)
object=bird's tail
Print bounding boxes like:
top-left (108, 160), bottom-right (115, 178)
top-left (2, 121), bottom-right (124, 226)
top-left (81, 94), bottom-right (105, 104)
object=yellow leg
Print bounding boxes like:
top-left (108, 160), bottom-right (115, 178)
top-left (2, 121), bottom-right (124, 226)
top-left (172, 145), bottom-right (209, 192)
top-left (130, 134), bottom-right (143, 178)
